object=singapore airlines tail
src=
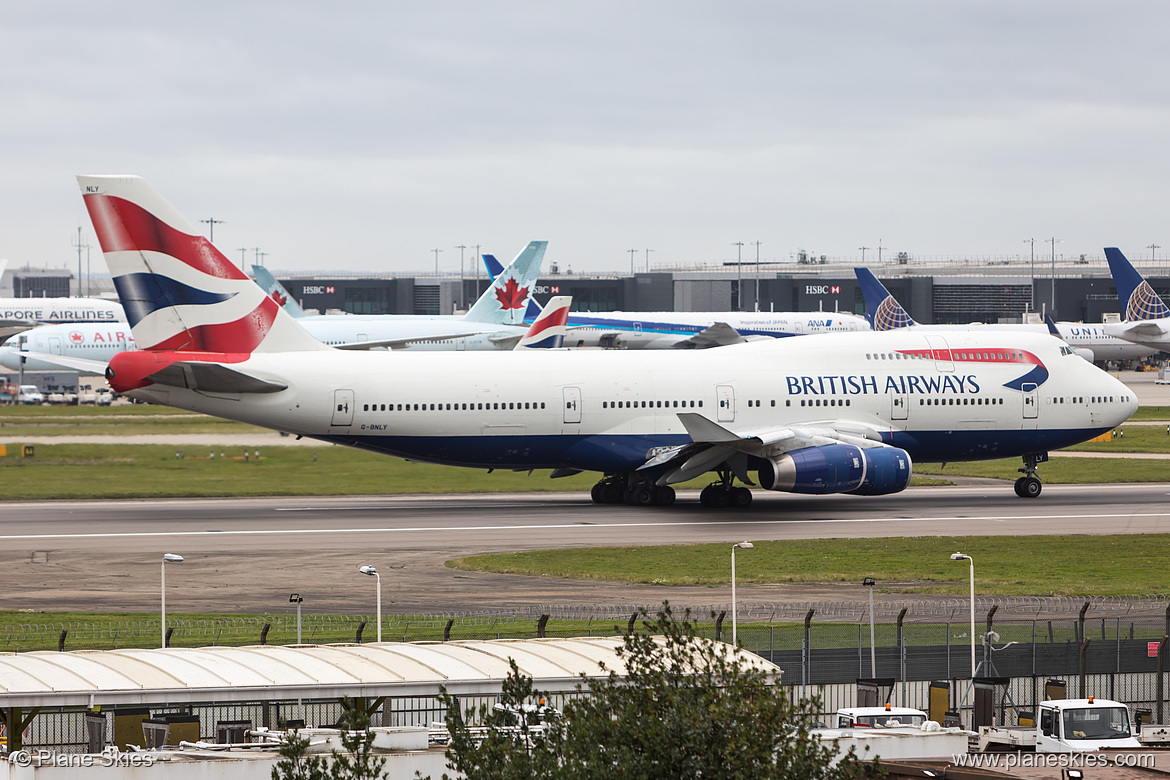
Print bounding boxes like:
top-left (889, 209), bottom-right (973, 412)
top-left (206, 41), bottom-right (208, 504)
top-left (855, 267), bottom-right (918, 330)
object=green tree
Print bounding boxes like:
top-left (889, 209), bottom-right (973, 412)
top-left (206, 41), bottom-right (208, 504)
top-left (433, 604), bottom-right (869, 780)
top-left (270, 728), bottom-right (328, 780)
top-left (329, 698), bottom-right (387, 780)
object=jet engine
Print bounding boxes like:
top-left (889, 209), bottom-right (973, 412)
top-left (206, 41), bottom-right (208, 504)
top-left (757, 443), bottom-right (912, 496)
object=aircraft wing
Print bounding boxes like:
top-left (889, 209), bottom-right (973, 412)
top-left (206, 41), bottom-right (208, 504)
top-left (1111, 320), bottom-right (1170, 339)
top-left (144, 361), bottom-right (288, 394)
top-left (333, 331), bottom-right (486, 350)
top-left (640, 413), bottom-right (895, 485)
top-left (670, 322), bottom-right (748, 349)
top-left (6, 351), bottom-right (110, 374)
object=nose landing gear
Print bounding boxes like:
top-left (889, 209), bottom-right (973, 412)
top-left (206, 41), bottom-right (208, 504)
top-left (1014, 452), bottom-right (1047, 498)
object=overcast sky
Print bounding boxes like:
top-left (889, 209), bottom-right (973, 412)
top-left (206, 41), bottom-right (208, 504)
top-left (4, 1), bottom-right (1170, 276)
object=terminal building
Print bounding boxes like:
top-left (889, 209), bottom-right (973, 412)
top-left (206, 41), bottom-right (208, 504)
top-left (8, 252), bottom-right (1170, 327)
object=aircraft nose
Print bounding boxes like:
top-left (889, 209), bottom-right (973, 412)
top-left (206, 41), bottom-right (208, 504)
top-left (0, 348), bottom-right (18, 371)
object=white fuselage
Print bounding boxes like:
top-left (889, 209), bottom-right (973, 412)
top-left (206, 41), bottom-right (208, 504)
top-left (563, 311), bottom-right (870, 348)
top-left (892, 322), bottom-right (1153, 362)
top-left (119, 329), bottom-right (1136, 475)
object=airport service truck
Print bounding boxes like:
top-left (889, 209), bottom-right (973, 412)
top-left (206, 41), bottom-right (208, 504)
top-left (977, 697), bottom-right (1143, 752)
top-left (835, 704), bottom-right (930, 729)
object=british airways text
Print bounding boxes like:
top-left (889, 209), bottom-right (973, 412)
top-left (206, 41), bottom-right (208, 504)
top-left (786, 374), bottom-right (982, 395)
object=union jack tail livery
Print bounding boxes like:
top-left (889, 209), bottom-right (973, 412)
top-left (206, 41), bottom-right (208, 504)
top-left (1105, 247), bottom-right (1170, 322)
top-left (856, 267), bottom-right (918, 330)
top-left (464, 241), bottom-right (546, 326)
top-left (78, 175), bottom-right (325, 355)
top-left (514, 296), bottom-right (570, 349)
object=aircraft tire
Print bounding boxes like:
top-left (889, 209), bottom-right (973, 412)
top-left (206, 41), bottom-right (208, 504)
top-left (627, 484), bottom-right (655, 506)
top-left (700, 485), bottom-right (730, 508)
top-left (591, 483), bottom-right (605, 504)
top-left (653, 485), bottom-right (676, 506)
top-left (1020, 477), bottom-right (1042, 498)
top-left (1013, 477), bottom-right (1026, 497)
top-left (731, 487), bottom-right (753, 508)
top-left (601, 482), bottom-right (624, 504)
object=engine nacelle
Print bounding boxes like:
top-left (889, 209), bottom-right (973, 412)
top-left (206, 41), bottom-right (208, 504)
top-left (757, 444), bottom-right (912, 496)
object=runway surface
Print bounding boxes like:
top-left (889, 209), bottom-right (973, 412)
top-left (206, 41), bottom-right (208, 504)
top-left (2, 483), bottom-right (1168, 614)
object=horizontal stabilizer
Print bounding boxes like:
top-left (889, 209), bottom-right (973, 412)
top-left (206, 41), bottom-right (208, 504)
top-left (10, 351), bottom-right (110, 374)
top-left (144, 361), bottom-right (288, 393)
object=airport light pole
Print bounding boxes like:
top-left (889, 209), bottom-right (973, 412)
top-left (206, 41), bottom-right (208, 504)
top-left (1024, 238), bottom-right (1036, 313)
top-left (731, 541), bottom-right (753, 646)
top-left (1150, 244), bottom-right (1161, 263)
top-left (1047, 238), bottom-right (1060, 315)
top-left (859, 246), bottom-right (870, 264)
top-left (290, 593), bottom-right (304, 644)
top-left (753, 241), bottom-right (762, 312)
top-left (950, 553), bottom-right (975, 678)
top-left (732, 242), bottom-right (745, 311)
top-left (863, 576), bottom-right (876, 677)
top-left (359, 564), bottom-right (381, 642)
top-left (161, 553), bottom-right (184, 648)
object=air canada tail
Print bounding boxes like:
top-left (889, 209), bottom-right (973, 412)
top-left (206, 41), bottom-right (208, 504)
top-left (854, 267), bottom-right (918, 330)
top-left (78, 175), bottom-right (326, 354)
top-left (1105, 247), bottom-right (1170, 321)
top-left (252, 265), bottom-right (309, 319)
top-left (514, 296), bottom-right (570, 349)
top-left (463, 241), bottom-right (547, 326)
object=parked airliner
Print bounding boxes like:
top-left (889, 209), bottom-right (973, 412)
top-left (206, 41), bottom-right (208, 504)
top-left (1102, 247), bottom-right (1170, 352)
top-left (0, 296), bottom-right (124, 340)
top-left (856, 267), bottom-right (1154, 363)
top-left (481, 252), bottom-right (870, 349)
top-left (0, 245), bottom-right (549, 372)
top-left (81, 175), bottom-right (1136, 506)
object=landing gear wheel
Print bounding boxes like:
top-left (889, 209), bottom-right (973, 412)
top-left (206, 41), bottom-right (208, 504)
top-left (730, 486), bottom-right (753, 508)
top-left (626, 484), bottom-right (655, 506)
top-left (1015, 453), bottom-right (1046, 499)
top-left (591, 483), bottom-right (605, 504)
top-left (600, 481), bottom-right (624, 504)
top-left (653, 485), bottom-right (676, 506)
top-left (700, 484), bottom-right (730, 508)
top-left (1019, 476), bottom-right (1042, 498)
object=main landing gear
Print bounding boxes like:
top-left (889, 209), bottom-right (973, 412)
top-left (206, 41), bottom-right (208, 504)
top-left (591, 475), bottom-right (676, 507)
top-left (1014, 453), bottom-right (1046, 498)
top-left (699, 468), bottom-right (753, 509)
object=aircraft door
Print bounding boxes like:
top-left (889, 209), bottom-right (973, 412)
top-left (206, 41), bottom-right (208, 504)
top-left (331, 389), bottom-right (354, 426)
top-left (47, 336), bottom-right (63, 355)
top-left (924, 335), bottom-right (955, 372)
top-left (717, 384), bottom-right (735, 422)
top-left (563, 387), bottom-right (582, 424)
top-left (891, 393), bottom-right (908, 420)
top-left (1021, 383), bottom-right (1038, 419)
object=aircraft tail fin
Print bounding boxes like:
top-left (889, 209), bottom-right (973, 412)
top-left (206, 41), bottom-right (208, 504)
top-left (252, 265), bottom-right (308, 319)
top-left (514, 295), bottom-right (570, 349)
top-left (78, 175), bottom-right (327, 354)
top-left (1105, 247), bottom-right (1170, 321)
top-left (854, 267), bottom-right (917, 330)
top-left (464, 240), bottom-right (547, 326)
top-left (482, 253), bottom-right (505, 281)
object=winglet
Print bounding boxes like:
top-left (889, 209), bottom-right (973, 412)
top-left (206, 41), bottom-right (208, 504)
top-left (514, 295), bottom-right (570, 349)
top-left (1106, 247), bottom-right (1170, 321)
top-left (855, 267), bottom-right (917, 330)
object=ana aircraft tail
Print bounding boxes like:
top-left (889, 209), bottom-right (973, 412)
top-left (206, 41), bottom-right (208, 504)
top-left (78, 175), bottom-right (325, 354)
top-left (514, 296), bottom-right (570, 349)
top-left (464, 241), bottom-right (546, 326)
top-left (854, 267), bottom-right (918, 330)
top-left (1105, 247), bottom-right (1170, 321)
top-left (252, 265), bottom-right (309, 318)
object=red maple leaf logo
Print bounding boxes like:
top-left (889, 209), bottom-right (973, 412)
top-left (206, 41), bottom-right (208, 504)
top-left (69, 330), bottom-right (85, 345)
top-left (269, 290), bottom-right (288, 307)
top-left (494, 276), bottom-right (529, 310)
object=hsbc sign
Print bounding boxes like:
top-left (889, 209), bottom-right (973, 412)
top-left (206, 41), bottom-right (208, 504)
top-left (303, 286), bottom-right (336, 295)
top-left (805, 285), bottom-right (841, 295)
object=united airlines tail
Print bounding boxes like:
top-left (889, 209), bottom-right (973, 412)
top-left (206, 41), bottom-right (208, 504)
top-left (855, 267), bottom-right (918, 330)
top-left (1105, 247), bottom-right (1170, 321)
top-left (78, 175), bottom-right (328, 362)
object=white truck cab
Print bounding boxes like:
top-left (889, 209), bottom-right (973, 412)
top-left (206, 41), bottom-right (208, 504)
top-left (17, 384), bottom-right (43, 404)
top-left (836, 704), bottom-right (930, 729)
top-left (1036, 698), bottom-right (1142, 752)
